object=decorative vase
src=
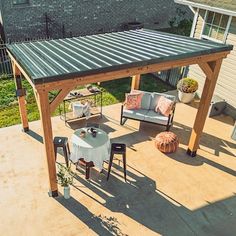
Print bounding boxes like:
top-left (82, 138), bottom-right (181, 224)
top-left (64, 186), bottom-right (70, 199)
top-left (178, 90), bottom-right (196, 103)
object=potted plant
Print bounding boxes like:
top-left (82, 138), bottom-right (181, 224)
top-left (177, 77), bottom-right (198, 103)
top-left (57, 164), bottom-right (73, 199)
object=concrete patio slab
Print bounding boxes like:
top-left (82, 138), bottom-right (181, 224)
top-left (0, 101), bottom-right (236, 236)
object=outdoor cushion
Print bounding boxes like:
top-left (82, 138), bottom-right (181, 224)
top-left (155, 96), bottom-right (174, 117)
top-left (125, 92), bottom-right (143, 110)
top-left (123, 108), bottom-right (148, 121)
top-left (150, 93), bottom-right (175, 110)
top-left (132, 90), bottom-right (152, 110)
top-left (144, 110), bottom-right (169, 125)
top-left (149, 92), bottom-right (162, 110)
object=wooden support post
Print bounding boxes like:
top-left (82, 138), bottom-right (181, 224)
top-left (13, 65), bottom-right (29, 132)
top-left (187, 59), bottom-right (223, 157)
top-left (38, 91), bottom-right (58, 197)
top-left (131, 74), bottom-right (141, 90)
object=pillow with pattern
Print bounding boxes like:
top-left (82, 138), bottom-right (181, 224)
top-left (125, 92), bottom-right (143, 110)
top-left (155, 96), bottom-right (174, 116)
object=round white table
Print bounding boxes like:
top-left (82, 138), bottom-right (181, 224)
top-left (70, 127), bottom-right (110, 170)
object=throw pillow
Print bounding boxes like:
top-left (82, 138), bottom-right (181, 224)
top-left (155, 96), bottom-right (174, 116)
top-left (125, 92), bottom-right (143, 110)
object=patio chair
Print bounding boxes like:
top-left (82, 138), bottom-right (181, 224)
top-left (107, 143), bottom-right (127, 182)
top-left (53, 136), bottom-right (70, 167)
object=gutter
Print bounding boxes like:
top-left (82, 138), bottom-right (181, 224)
top-left (174, 0), bottom-right (236, 17)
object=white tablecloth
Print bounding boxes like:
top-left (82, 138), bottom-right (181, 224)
top-left (70, 127), bottom-right (110, 170)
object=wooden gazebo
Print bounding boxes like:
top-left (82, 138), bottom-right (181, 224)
top-left (7, 29), bottom-right (233, 197)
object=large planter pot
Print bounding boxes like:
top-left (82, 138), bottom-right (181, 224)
top-left (64, 186), bottom-right (70, 199)
top-left (178, 90), bottom-right (196, 103)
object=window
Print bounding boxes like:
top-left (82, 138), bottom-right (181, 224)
top-left (12, 0), bottom-right (29, 5)
top-left (202, 11), bottom-right (230, 42)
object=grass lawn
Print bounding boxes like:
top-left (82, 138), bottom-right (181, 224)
top-left (0, 74), bottom-right (174, 128)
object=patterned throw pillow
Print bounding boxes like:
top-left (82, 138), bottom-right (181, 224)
top-left (125, 92), bottom-right (143, 110)
top-left (155, 96), bottom-right (174, 116)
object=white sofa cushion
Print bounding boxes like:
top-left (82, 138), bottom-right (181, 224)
top-left (123, 108), bottom-right (148, 121)
top-left (144, 110), bottom-right (169, 125)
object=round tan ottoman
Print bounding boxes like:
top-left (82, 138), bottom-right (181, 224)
top-left (155, 131), bottom-right (179, 153)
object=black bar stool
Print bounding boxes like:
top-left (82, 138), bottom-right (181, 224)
top-left (107, 143), bottom-right (127, 182)
top-left (53, 137), bottom-right (70, 167)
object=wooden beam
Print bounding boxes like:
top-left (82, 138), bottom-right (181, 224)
top-left (35, 51), bottom-right (230, 92)
top-left (49, 86), bottom-right (74, 114)
top-left (33, 88), bottom-right (40, 110)
top-left (199, 62), bottom-right (214, 78)
top-left (8, 50), bottom-right (36, 89)
top-left (131, 74), bottom-right (141, 90)
top-left (187, 59), bottom-right (223, 157)
top-left (37, 90), bottom-right (58, 197)
top-left (13, 63), bottom-right (29, 132)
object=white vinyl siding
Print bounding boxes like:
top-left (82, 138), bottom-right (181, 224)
top-left (194, 9), bottom-right (205, 38)
top-left (189, 11), bottom-right (236, 109)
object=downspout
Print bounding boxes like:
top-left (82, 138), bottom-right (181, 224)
top-left (182, 7), bottom-right (199, 78)
top-left (190, 7), bottom-right (199, 37)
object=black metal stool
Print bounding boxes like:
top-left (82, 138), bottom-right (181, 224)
top-left (53, 137), bottom-right (70, 167)
top-left (107, 143), bottom-right (127, 181)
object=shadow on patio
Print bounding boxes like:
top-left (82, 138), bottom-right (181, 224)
top-left (68, 159), bottom-right (236, 235)
top-left (1, 102), bottom-right (235, 235)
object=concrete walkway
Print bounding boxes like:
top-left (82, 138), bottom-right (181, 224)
top-left (0, 102), bottom-right (236, 236)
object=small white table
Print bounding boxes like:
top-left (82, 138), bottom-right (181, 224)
top-left (70, 127), bottom-right (110, 171)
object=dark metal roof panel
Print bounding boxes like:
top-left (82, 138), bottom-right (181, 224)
top-left (7, 29), bottom-right (233, 85)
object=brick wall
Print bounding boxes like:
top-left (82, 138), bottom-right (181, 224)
top-left (0, 0), bottom-right (191, 41)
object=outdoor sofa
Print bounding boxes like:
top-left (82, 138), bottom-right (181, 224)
top-left (120, 90), bottom-right (176, 131)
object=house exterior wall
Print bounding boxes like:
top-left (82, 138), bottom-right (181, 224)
top-left (0, 0), bottom-right (190, 41)
top-left (188, 9), bottom-right (236, 117)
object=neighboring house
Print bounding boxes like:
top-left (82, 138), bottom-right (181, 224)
top-left (0, 0), bottom-right (190, 41)
top-left (175, 0), bottom-right (236, 118)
